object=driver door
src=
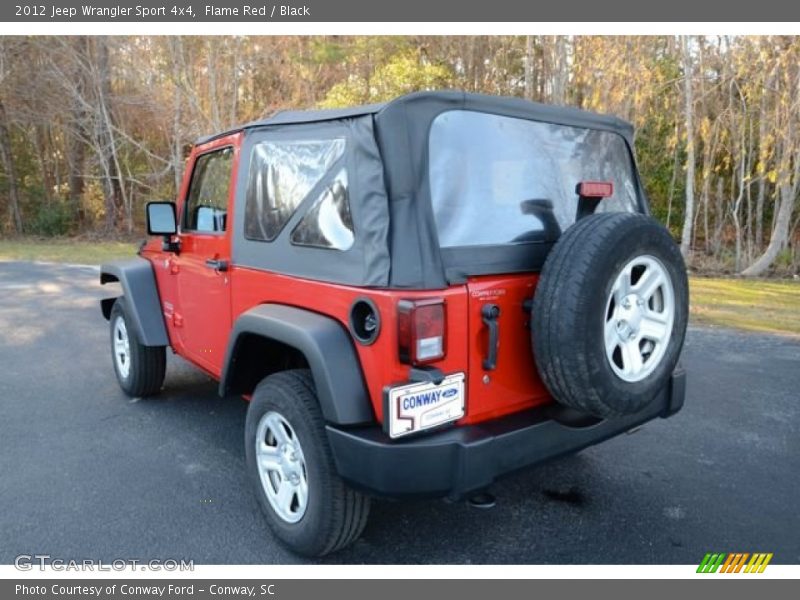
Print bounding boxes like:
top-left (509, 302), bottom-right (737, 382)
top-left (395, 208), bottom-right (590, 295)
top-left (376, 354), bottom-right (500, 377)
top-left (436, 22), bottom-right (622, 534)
top-left (174, 140), bottom-right (239, 375)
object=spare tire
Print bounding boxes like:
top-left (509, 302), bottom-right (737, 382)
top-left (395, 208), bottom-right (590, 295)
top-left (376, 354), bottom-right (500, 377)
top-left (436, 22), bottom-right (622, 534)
top-left (531, 212), bottom-right (688, 418)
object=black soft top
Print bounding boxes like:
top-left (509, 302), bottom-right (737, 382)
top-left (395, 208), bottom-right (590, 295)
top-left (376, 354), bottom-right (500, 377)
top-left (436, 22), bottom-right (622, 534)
top-left (195, 91), bottom-right (634, 146)
top-left (194, 103), bottom-right (386, 145)
top-left (222, 91), bottom-right (644, 290)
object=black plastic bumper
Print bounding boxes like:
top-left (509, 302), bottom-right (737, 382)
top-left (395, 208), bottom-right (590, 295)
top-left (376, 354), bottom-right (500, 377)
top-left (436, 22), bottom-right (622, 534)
top-left (326, 368), bottom-right (686, 499)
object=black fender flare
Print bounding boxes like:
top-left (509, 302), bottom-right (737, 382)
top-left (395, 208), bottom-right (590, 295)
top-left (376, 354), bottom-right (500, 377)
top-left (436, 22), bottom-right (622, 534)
top-left (100, 258), bottom-right (169, 347)
top-left (220, 304), bottom-right (373, 426)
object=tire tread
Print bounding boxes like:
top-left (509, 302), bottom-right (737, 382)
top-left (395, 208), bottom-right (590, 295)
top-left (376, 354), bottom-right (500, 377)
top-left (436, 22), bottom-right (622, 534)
top-left (110, 298), bottom-right (166, 397)
top-left (532, 212), bottom-right (688, 417)
top-left (248, 370), bottom-right (370, 556)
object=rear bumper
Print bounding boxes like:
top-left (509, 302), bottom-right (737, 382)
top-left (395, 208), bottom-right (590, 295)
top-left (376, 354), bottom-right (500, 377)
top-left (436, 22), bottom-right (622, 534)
top-left (326, 368), bottom-right (686, 499)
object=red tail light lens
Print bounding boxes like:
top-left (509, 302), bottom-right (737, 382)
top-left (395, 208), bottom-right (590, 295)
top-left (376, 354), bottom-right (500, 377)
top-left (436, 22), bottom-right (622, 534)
top-left (397, 299), bottom-right (446, 365)
top-left (578, 181), bottom-right (614, 198)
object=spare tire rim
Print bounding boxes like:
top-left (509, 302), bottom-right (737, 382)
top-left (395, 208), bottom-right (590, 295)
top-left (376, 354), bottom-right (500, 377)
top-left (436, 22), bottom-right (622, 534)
top-left (113, 316), bottom-right (131, 380)
top-left (604, 255), bottom-right (675, 383)
top-left (255, 411), bottom-right (309, 523)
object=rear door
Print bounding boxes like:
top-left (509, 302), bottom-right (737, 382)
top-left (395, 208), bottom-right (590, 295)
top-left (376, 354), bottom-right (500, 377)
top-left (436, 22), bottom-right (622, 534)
top-left (465, 275), bottom-right (552, 422)
top-left (427, 110), bottom-right (642, 422)
top-left (173, 136), bottom-right (240, 376)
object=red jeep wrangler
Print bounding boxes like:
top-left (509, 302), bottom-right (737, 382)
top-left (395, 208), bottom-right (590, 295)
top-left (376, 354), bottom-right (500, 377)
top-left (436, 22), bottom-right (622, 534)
top-left (100, 91), bottom-right (688, 556)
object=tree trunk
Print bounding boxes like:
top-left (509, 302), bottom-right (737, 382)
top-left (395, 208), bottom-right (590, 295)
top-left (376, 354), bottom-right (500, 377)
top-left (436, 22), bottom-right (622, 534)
top-left (742, 50), bottom-right (799, 275)
top-left (698, 124), bottom-right (718, 254)
top-left (524, 36), bottom-right (534, 101)
top-left (67, 131), bottom-right (86, 226)
top-left (65, 36), bottom-right (89, 228)
top-left (731, 81), bottom-right (748, 272)
top-left (665, 121), bottom-right (680, 231)
top-left (169, 38), bottom-right (184, 194)
top-left (732, 184), bottom-right (744, 273)
top-left (755, 173), bottom-right (767, 251)
top-left (94, 36), bottom-right (125, 232)
top-left (0, 99), bottom-right (23, 233)
top-left (551, 36), bottom-right (568, 105)
top-left (680, 37), bottom-right (696, 259)
top-left (755, 81), bottom-right (770, 250)
top-left (31, 125), bottom-right (52, 204)
top-left (207, 40), bottom-right (221, 131)
top-left (712, 178), bottom-right (724, 257)
top-left (744, 117), bottom-right (755, 263)
top-left (741, 181), bottom-right (794, 276)
top-left (229, 38), bottom-right (240, 127)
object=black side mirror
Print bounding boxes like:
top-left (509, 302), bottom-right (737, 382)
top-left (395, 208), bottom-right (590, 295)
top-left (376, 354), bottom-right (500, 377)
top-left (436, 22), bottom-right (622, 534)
top-left (146, 201), bottom-right (180, 253)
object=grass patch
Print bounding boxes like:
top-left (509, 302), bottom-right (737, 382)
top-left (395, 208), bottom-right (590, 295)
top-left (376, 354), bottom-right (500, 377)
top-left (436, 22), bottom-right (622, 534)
top-left (0, 237), bottom-right (138, 265)
top-left (690, 277), bottom-right (800, 336)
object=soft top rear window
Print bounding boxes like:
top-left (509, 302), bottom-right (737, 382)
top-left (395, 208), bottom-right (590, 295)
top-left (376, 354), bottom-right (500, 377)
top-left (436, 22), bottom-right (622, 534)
top-left (429, 110), bottom-right (639, 248)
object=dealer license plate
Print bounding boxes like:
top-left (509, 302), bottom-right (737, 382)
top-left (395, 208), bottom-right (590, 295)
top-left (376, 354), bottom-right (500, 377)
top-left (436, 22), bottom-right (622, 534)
top-left (386, 373), bottom-right (465, 439)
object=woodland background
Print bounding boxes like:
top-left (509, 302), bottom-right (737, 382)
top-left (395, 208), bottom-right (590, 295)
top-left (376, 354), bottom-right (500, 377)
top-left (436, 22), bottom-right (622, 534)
top-left (0, 35), bottom-right (799, 276)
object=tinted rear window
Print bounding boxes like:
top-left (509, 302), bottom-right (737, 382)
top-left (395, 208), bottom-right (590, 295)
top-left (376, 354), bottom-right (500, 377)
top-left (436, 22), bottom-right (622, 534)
top-left (429, 110), bottom-right (639, 248)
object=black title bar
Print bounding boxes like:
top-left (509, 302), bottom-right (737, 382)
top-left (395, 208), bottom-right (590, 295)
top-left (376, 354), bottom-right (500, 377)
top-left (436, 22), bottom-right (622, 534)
top-left (3, 0), bottom-right (800, 22)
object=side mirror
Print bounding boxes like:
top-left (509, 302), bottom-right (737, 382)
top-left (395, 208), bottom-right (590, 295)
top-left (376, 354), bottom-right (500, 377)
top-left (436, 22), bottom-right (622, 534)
top-left (146, 201), bottom-right (180, 253)
top-left (146, 201), bottom-right (177, 235)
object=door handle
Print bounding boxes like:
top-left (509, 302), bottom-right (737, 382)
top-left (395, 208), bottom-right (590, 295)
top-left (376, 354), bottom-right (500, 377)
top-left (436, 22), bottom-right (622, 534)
top-left (205, 258), bottom-right (229, 272)
top-left (481, 304), bottom-right (500, 371)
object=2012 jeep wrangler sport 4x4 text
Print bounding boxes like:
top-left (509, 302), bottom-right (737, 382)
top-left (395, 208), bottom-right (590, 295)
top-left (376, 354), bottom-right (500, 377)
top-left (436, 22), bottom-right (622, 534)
top-left (100, 91), bottom-right (688, 556)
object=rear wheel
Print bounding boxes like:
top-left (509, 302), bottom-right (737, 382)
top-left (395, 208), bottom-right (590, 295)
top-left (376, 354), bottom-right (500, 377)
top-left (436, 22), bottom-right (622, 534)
top-left (245, 370), bottom-right (370, 556)
top-left (109, 298), bottom-right (166, 397)
top-left (531, 212), bottom-right (688, 418)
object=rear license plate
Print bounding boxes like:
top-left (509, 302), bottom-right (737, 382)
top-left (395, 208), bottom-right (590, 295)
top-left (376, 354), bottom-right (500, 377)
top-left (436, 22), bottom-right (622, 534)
top-left (386, 373), bottom-right (465, 439)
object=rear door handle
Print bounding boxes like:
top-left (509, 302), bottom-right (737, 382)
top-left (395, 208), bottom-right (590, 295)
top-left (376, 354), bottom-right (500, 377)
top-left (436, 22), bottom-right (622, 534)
top-left (205, 258), bottom-right (228, 272)
top-left (481, 304), bottom-right (500, 371)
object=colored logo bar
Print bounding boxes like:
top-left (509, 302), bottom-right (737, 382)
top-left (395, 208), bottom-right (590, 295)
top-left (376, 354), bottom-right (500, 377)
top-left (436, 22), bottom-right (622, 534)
top-left (697, 552), bottom-right (773, 573)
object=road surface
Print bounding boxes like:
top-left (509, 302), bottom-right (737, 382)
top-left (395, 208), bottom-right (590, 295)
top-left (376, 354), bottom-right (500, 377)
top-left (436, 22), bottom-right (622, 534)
top-left (0, 260), bottom-right (798, 564)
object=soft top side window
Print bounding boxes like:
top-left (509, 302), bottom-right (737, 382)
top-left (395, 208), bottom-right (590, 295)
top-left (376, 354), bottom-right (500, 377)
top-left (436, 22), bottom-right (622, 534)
top-left (290, 169), bottom-right (354, 251)
top-left (183, 147), bottom-right (233, 233)
top-left (244, 138), bottom-right (346, 242)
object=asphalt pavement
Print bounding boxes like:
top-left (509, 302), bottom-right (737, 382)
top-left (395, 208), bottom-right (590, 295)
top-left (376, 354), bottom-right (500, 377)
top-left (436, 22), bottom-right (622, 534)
top-left (0, 260), bottom-right (798, 564)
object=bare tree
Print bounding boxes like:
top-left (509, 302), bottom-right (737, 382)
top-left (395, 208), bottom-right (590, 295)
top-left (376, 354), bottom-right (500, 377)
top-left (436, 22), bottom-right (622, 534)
top-left (0, 40), bottom-right (23, 233)
top-left (168, 38), bottom-right (185, 193)
top-left (67, 37), bottom-right (89, 226)
top-left (754, 68), bottom-right (774, 251)
top-left (680, 36), bottom-right (696, 258)
top-left (730, 79), bottom-right (749, 272)
top-left (742, 47), bottom-right (800, 276)
top-left (524, 36), bottom-right (534, 100)
top-left (551, 36), bottom-right (569, 105)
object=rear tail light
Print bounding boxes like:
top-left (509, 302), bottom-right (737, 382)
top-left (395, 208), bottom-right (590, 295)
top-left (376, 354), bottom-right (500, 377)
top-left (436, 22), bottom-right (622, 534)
top-left (397, 298), bottom-right (446, 365)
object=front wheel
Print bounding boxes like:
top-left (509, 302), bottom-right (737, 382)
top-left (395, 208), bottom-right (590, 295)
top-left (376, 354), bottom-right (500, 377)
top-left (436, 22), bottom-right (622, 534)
top-left (245, 370), bottom-right (370, 556)
top-left (109, 298), bottom-right (166, 397)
